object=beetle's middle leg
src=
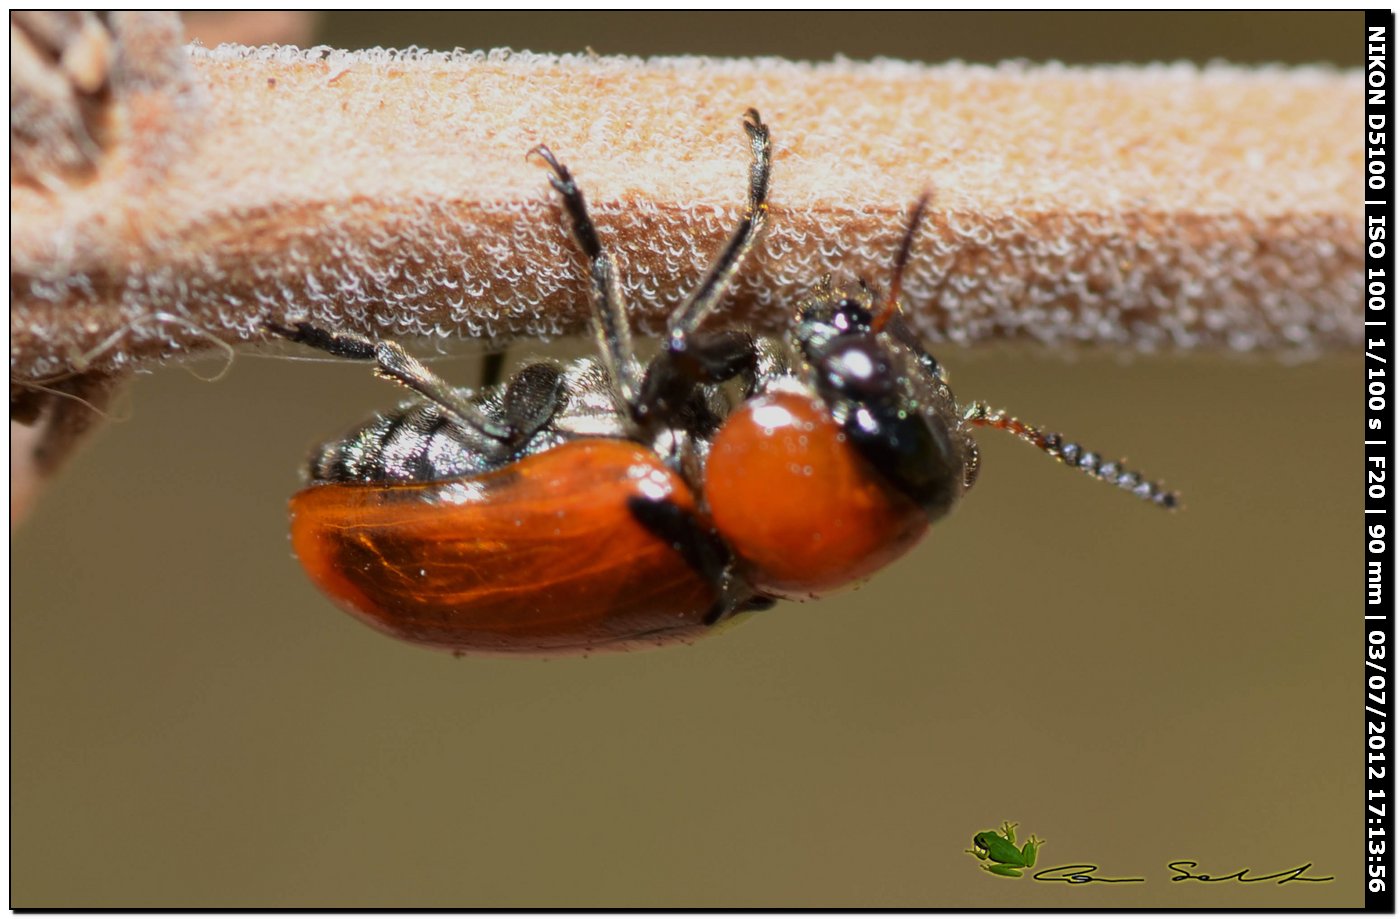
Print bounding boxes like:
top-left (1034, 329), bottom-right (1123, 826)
top-left (531, 145), bottom-right (642, 422)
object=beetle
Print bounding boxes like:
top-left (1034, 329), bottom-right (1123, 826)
top-left (273, 109), bottom-right (1175, 656)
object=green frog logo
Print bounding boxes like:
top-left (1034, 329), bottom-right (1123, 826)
top-left (966, 821), bottom-right (1044, 878)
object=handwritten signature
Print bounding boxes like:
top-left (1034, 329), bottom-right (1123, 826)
top-left (1026, 861), bottom-right (1333, 885)
top-left (1166, 861), bottom-right (1334, 884)
top-left (1031, 865), bottom-right (1144, 884)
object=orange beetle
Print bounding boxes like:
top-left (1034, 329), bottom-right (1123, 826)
top-left (276, 110), bottom-right (1175, 655)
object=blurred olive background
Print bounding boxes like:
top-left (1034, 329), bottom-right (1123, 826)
top-left (12, 12), bottom-right (1362, 908)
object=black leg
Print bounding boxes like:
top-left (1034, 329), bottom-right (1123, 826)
top-left (479, 350), bottom-right (507, 390)
top-left (267, 321), bottom-right (512, 442)
top-left (665, 109), bottom-right (772, 347)
top-left (638, 329), bottom-right (758, 421)
top-left (533, 109), bottom-right (771, 432)
top-left (632, 110), bottom-right (770, 427)
top-left (627, 495), bottom-right (739, 626)
top-left (530, 145), bottom-right (642, 420)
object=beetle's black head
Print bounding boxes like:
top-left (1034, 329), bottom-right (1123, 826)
top-left (789, 195), bottom-right (1179, 517)
top-left (784, 198), bottom-right (980, 521)
top-left (793, 279), bottom-right (875, 344)
top-left (791, 273), bottom-right (979, 523)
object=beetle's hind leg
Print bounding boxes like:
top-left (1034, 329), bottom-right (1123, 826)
top-left (267, 321), bottom-right (513, 442)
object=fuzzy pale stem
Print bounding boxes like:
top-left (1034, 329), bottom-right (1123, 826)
top-left (12, 39), bottom-right (1364, 388)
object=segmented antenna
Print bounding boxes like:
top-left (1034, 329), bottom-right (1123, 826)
top-left (961, 402), bottom-right (1179, 509)
top-left (872, 193), bottom-right (931, 333)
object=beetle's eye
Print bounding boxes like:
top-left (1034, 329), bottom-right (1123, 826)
top-left (820, 338), bottom-right (894, 400)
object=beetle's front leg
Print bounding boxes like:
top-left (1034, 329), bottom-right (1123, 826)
top-left (637, 329), bottom-right (758, 423)
top-left (626, 494), bottom-right (758, 626)
top-left (664, 108), bottom-right (772, 344)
